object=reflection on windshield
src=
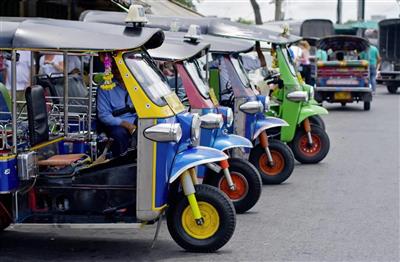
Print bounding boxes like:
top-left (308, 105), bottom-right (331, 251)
top-left (184, 59), bottom-right (210, 99)
top-left (282, 47), bottom-right (297, 76)
top-left (231, 57), bottom-right (251, 87)
top-left (124, 52), bottom-right (172, 106)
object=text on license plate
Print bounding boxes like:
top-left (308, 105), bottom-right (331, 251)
top-left (334, 92), bottom-right (352, 100)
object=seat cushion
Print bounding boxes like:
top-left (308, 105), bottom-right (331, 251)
top-left (38, 154), bottom-right (87, 167)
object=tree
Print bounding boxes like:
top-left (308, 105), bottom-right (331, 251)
top-left (174, 0), bottom-right (197, 10)
top-left (274, 0), bottom-right (285, 21)
top-left (249, 0), bottom-right (263, 25)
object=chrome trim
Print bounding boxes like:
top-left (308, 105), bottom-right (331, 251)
top-left (226, 108), bottom-right (234, 127)
top-left (199, 113), bottom-right (223, 129)
top-left (315, 87), bottom-right (372, 92)
top-left (286, 91), bottom-right (309, 102)
top-left (239, 100), bottom-right (263, 114)
top-left (191, 114), bottom-right (201, 146)
top-left (144, 123), bottom-right (182, 143)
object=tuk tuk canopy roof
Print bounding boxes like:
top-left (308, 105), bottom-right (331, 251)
top-left (0, 18), bottom-right (164, 51)
top-left (316, 35), bottom-right (369, 52)
top-left (149, 32), bottom-right (210, 61)
top-left (80, 10), bottom-right (300, 44)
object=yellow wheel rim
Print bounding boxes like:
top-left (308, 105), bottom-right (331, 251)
top-left (181, 201), bottom-right (220, 240)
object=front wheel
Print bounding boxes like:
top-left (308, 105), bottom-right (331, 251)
top-left (387, 85), bottom-right (398, 94)
top-left (167, 184), bottom-right (236, 252)
top-left (290, 125), bottom-right (330, 164)
top-left (249, 140), bottom-right (295, 184)
top-left (308, 115), bottom-right (326, 130)
top-left (205, 158), bottom-right (262, 214)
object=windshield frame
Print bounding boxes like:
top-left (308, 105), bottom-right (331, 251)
top-left (230, 55), bottom-right (252, 88)
top-left (123, 50), bottom-right (172, 107)
top-left (282, 46), bottom-right (298, 77)
top-left (183, 58), bottom-right (210, 100)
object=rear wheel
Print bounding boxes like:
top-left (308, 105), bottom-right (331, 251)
top-left (0, 201), bottom-right (12, 232)
top-left (363, 101), bottom-right (371, 111)
top-left (387, 85), bottom-right (398, 94)
top-left (341, 102), bottom-right (347, 107)
top-left (249, 140), bottom-right (295, 184)
top-left (290, 125), bottom-right (330, 164)
top-left (205, 158), bottom-right (261, 213)
top-left (308, 115), bottom-right (326, 130)
top-left (167, 184), bottom-right (236, 252)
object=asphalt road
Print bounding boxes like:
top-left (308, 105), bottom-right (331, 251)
top-left (0, 86), bottom-right (399, 262)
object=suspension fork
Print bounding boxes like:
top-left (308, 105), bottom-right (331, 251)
top-left (259, 131), bottom-right (274, 165)
top-left (220, 159), bottom-right (236, 191)
top-left (180, 169), bottom-right (204, 225)
top-left (303, 118), bottom-right (313, 145)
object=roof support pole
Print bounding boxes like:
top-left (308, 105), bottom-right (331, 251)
top-left (11, 50), bottom-right (17, 154)
top-left (63, 51), bottom-right (69, 136)
top-left (87, 55), bottom-right (93, 140)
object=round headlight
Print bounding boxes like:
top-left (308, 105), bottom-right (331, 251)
top-left (191, 114), bottom-right (201, 146)
top-left (226, 108), bottom-right (234, 127)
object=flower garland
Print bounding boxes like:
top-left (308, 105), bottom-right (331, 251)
top-left (100, 53), bottom-right (116, 91)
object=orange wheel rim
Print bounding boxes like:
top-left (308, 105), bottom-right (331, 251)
top-left (259, 151), bottom-right (285, 176)
top-left (218, 172), bottom-right (248, 201)
top-left (298, 134), bottom-right (322, 157)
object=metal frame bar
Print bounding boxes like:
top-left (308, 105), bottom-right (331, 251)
top-left (63, 51), bottom-right (69, 136)
top-left (88, 55), bottom-right (93, 140)
top-left (11, 50), bottom-right (17, 154)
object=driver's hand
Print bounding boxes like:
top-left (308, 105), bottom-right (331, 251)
top-left (121, 121), bottom-right (137, 135)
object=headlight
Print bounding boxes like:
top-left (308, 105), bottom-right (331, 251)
top-left (286, 91), bottom-right (309, 102)
top-left (200, 113), bottom-right (224, 129)
top-left (191, 114), bottom-right (201, 146)
top-left (144, 123), bottom-right (182, 142)
top-left (239, 101), bottom-right (263, 114)
top-left (226, 108), bottom-right (234, 127)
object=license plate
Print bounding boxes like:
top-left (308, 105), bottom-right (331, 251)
top-left (334, 92), bottom-right (352, 100)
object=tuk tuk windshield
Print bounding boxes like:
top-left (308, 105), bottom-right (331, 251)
top-left (231, 57), bottom-right (251, 88)
top-left (184, 59), bottom-right (210, 99)
top-left (282, 46), bottom-right (297, 77)
top-left (124, 51), bottom-right (172, 106)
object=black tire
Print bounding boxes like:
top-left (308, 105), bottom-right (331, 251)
top-left (308, 115), bottom-right (326, 130)
top-left (167, 184), bottom-right (236, 252)
top-left (0, 201), bottom-right (11, 232)
top-left (364, 101), bottom-right (371, 111)
top-left (387, 85), bottom-right (398, 94)
top-left (290, 124), bottom-right (330, 164)
top-left (204, 158), bottom-right (262, 214)
top-left (249, 140), bottom-right (295, 184)
top-left (341, 102), bottom-right (347, 107)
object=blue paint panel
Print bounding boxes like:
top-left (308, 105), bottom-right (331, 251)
top-left (213, 133), bottom-right (253, 151)
top-left (0, 157), bottom-right (18, 192)
top-left (155, 116), bottom-right (178, 208)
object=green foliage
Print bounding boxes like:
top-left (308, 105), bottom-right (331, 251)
top-left (236, 17), bottom-right (254, 25)
top-left (173, 0), bottom-right (197, 10)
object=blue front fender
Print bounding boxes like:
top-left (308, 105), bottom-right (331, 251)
top-left (169, 146), bottom-right (228, 183)
top-left (253, 117), bottom-right (289, 140)
top-left (213, 133), bottom-right (253, 152)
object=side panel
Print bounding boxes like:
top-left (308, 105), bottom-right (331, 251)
top-left (136, 118), bottom-right (177, 221)
top-left (0, 155), bottom-right (18, 193)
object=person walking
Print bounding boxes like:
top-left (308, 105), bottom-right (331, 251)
top-left (5, 51), bottom-right (32, 105)
top-left (298, 40), bottom-right (312, 84)
top-left (360, 44), bottom-right (381, 94)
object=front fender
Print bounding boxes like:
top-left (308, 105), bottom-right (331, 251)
top-left (213, 133), bottom-right (253, 152)
top-left (253, 117), bottom-right (289, 140)
top-left (169, 146), bottom-right (228, 183)
top-left (298, 104), bottom-right (328, 124)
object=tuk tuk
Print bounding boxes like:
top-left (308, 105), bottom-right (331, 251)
top-left (0, 18), bottom-right (236, 252)
top-left (80, 12), bottom-right (296, 184)
top-left (196, 19), bottom-right (329, 164)
top-left (315, 35), bottom-right (372, 110)
top-left (377, 18), bottom-right (400, 94)
top-left (148, 31), bottom-right (261, 213)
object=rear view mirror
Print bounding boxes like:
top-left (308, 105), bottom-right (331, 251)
top-left (286, 91), bottom-right (308, 102)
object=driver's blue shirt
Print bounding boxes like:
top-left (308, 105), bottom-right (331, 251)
top-left (97, 83), bottom-right (136, 126)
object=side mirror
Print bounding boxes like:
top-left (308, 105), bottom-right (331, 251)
top-left (286, 91), bottom-right (309, 102)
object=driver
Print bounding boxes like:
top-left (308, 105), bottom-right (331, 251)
top-left (97, 56), bottom-right (136, 157)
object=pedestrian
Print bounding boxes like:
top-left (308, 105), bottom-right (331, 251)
top-left (298, 40), bottom-right (312, 84)
top-left (360, 44), bottom-right (381, 94)
top-left (39, 54), bottom-right (64, 76)
top-left (5, 50), bottom-right (32, 105)
top-left (0, 52), bottom-right (6, 85)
